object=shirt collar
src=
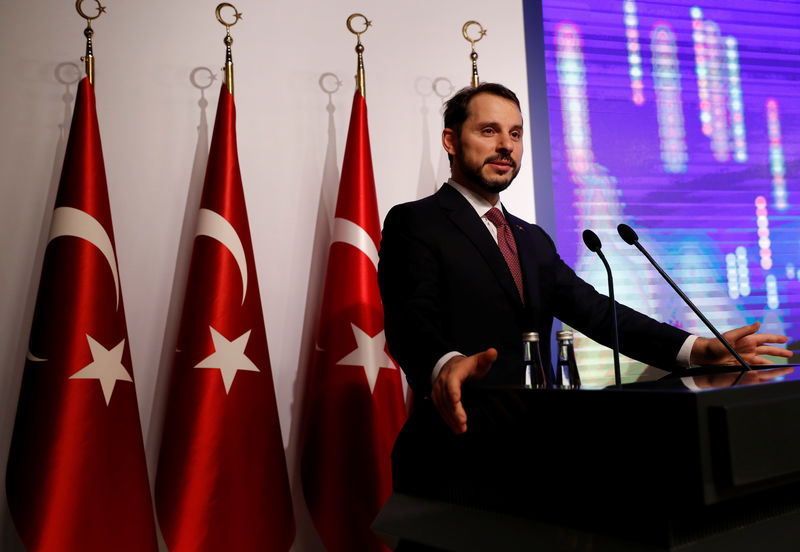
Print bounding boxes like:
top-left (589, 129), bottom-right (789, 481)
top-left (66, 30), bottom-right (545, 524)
top-left (446, 178), bottom-right (503, 218)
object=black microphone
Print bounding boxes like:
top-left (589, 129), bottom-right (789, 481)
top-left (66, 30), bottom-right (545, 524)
top-left (616, 223), bottom-right (751, 378)
top-left (582, 229), bottom-right (622, 388)
top-left (616, 223), bottom-right (639, 246)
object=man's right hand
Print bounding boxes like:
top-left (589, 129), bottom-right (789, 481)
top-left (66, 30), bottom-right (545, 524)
top-left (431, 348), bottom-right (497, 434)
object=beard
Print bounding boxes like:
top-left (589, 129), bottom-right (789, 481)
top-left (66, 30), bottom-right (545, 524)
top-left (455, 152), bottom-right (520, 195)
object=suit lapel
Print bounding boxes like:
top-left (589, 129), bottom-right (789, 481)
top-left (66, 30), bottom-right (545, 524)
top-left (436, 185), bottom-right (525, 310)
top-left (507, 210), bottom-right (541, 316)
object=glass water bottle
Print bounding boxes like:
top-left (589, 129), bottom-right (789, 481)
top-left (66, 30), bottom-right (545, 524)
top-left (555, 330), bottom-right (581, 389)
top-left (522, 332), bottom-right (546, 388)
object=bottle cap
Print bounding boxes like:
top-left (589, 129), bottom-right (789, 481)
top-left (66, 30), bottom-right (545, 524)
top-left (521, 332), bottom-right (539, 342)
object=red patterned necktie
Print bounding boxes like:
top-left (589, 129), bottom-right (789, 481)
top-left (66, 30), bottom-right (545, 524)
top-left (485, 207), bottom-right (524, 303)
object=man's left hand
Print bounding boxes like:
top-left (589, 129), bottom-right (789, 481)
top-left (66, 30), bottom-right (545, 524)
top-left (690, 321), bottom-right (792, 366)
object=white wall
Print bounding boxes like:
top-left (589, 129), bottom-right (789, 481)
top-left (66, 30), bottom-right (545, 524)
top-left (0, 1), bottom-right (534, 549)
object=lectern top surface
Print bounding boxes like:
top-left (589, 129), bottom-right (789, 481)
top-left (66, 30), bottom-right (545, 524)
top-left (621, 363), bottom-right (800, 392)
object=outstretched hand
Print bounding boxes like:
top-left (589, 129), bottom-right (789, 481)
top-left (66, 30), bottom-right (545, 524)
top-left (431, 348), bottom-right (497, 434)
top-left (690, 321), bottom-right (791, 367)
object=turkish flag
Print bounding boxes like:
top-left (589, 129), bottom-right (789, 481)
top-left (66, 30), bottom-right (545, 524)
top-left (300, 89), bottom-right (407, 551)
top-left (5, 77), bottom-right (158, 551)
top-left (154, 85), bottom-right (295, 551)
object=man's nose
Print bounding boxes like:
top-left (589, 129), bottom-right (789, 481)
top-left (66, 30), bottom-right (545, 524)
top-left (497, 133), bottom-right (514, 152)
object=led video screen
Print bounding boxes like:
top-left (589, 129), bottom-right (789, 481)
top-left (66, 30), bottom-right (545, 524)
top-left (534, 1), bottom-right (800, 383)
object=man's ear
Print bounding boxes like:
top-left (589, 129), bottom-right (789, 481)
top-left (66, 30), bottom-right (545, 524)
top-left (442, 128), bottom-right (458, 156)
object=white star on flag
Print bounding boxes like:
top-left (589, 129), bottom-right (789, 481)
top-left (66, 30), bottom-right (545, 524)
top-left (336, 323), bottom-right (397, 394)
top-left (70, 335), bottom-right (132, 405)
top-left (194, 326), bottom-right (260, 394)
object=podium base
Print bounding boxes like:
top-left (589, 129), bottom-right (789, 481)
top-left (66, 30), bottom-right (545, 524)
top-left (374, 492), bottom-right (800, 552)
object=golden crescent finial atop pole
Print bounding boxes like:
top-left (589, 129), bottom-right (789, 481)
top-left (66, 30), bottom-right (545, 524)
top-left (347, 13), bottom-right (372, 98)
top-left (215, 3), bottom-right (243, 96)
top-left (462, 20), bottom-right (486, 88)
top-left (76, 0), bottom-right (106, 86)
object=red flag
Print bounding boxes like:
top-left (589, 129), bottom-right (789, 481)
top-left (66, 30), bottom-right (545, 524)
top-left (301, 89), bottom-right (407, 551)
top-left (5, 77), bottom-right (158, 552)
top-left (155, 85), bottom-right (295, 552)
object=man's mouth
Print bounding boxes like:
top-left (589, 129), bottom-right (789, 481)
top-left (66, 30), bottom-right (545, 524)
top-left (485, 157), bottom-right (516, 170)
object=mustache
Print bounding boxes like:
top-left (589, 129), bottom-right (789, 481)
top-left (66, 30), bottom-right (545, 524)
top-left (483, 154), bottom-right (517, 169)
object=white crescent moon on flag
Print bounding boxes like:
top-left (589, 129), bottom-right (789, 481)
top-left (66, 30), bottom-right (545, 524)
top-left (49, 206), bottom-right (120, 309)
top-left (196, 208), bottom-right (248, 305)
top-left (26, 350), bottom-right (47, 362)
top-left (332, 217), bottom-right (379, 272)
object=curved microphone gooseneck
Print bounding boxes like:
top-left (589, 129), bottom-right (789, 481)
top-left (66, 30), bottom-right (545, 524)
top-left (617, 224), bottom-right (751, 383)
top-left (582, 229), bottom-right (622, 388)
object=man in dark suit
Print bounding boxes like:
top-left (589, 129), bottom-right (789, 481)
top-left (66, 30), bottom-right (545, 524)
top-left (377, 82), bottom-right (790, 442)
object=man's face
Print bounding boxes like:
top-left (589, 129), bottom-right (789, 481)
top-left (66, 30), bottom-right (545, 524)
top-left (443, 93), bottom-right (523, 199)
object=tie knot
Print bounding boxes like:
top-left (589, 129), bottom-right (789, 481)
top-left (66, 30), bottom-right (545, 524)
top-left (485, 207), bottom-right (507, 228)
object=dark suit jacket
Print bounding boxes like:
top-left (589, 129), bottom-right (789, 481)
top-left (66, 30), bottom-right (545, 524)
top-left (378, 183), bottom-right (691, 499)
top-left (378, 183), bottom-right (689, 398)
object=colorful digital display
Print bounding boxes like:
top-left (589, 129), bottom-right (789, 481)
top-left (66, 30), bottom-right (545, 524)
top-left (532, 1), bottom-right (800, 384)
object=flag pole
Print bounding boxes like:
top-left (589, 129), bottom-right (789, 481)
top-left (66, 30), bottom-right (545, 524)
top-left (462, 20), bottom-right (486, 87)
top-left (215, 2), bottom-right (242, 96)
top-left (346, 13), bottom-right (372, 98)
top-left (75, 0), bottom-right (107, 86)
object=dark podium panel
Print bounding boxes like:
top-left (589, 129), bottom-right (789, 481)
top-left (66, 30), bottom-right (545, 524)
top-left (374, 367), bottom-right (800, 551)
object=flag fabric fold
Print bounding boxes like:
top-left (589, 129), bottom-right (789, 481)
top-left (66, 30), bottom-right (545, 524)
top-left (301, 89), bottom-right (407, 552)
top-left (155, 85), bottom-right (295, 552)
top-left (6, 77), bottom-right (158, 552)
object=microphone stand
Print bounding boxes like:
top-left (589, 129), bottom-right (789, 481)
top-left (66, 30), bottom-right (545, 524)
top-left (583, 230), bottom-right (622, 388)
top-left (617, 224), bottom-right (751, 385)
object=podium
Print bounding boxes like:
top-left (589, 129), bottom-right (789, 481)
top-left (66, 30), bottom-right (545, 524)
top-left (374, 367), bottom-right (800, 551)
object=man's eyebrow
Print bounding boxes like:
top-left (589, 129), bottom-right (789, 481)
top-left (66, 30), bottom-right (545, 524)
top-left (473, 120), bottom-right (523, 128)
top-left (473, 120), bottom-right (523, 127)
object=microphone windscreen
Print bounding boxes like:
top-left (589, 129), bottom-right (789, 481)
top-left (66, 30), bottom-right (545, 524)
top-left (617, 224), bottom-right (639, 245)
top-left (582, 229), bottom-right (602, 252)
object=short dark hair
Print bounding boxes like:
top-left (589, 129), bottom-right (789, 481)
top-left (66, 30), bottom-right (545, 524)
top-left (443, 83), bottom-right (521, 164)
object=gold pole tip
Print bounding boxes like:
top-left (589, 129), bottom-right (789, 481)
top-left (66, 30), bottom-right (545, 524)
top-left (462, 20), bottom-right (487, 45)
top-left (76, 0), bottom-right (107, 21)
top-left (216, 3), bottom-right (243, 28)
top-left (347, 13), bottom-right (372, 37)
